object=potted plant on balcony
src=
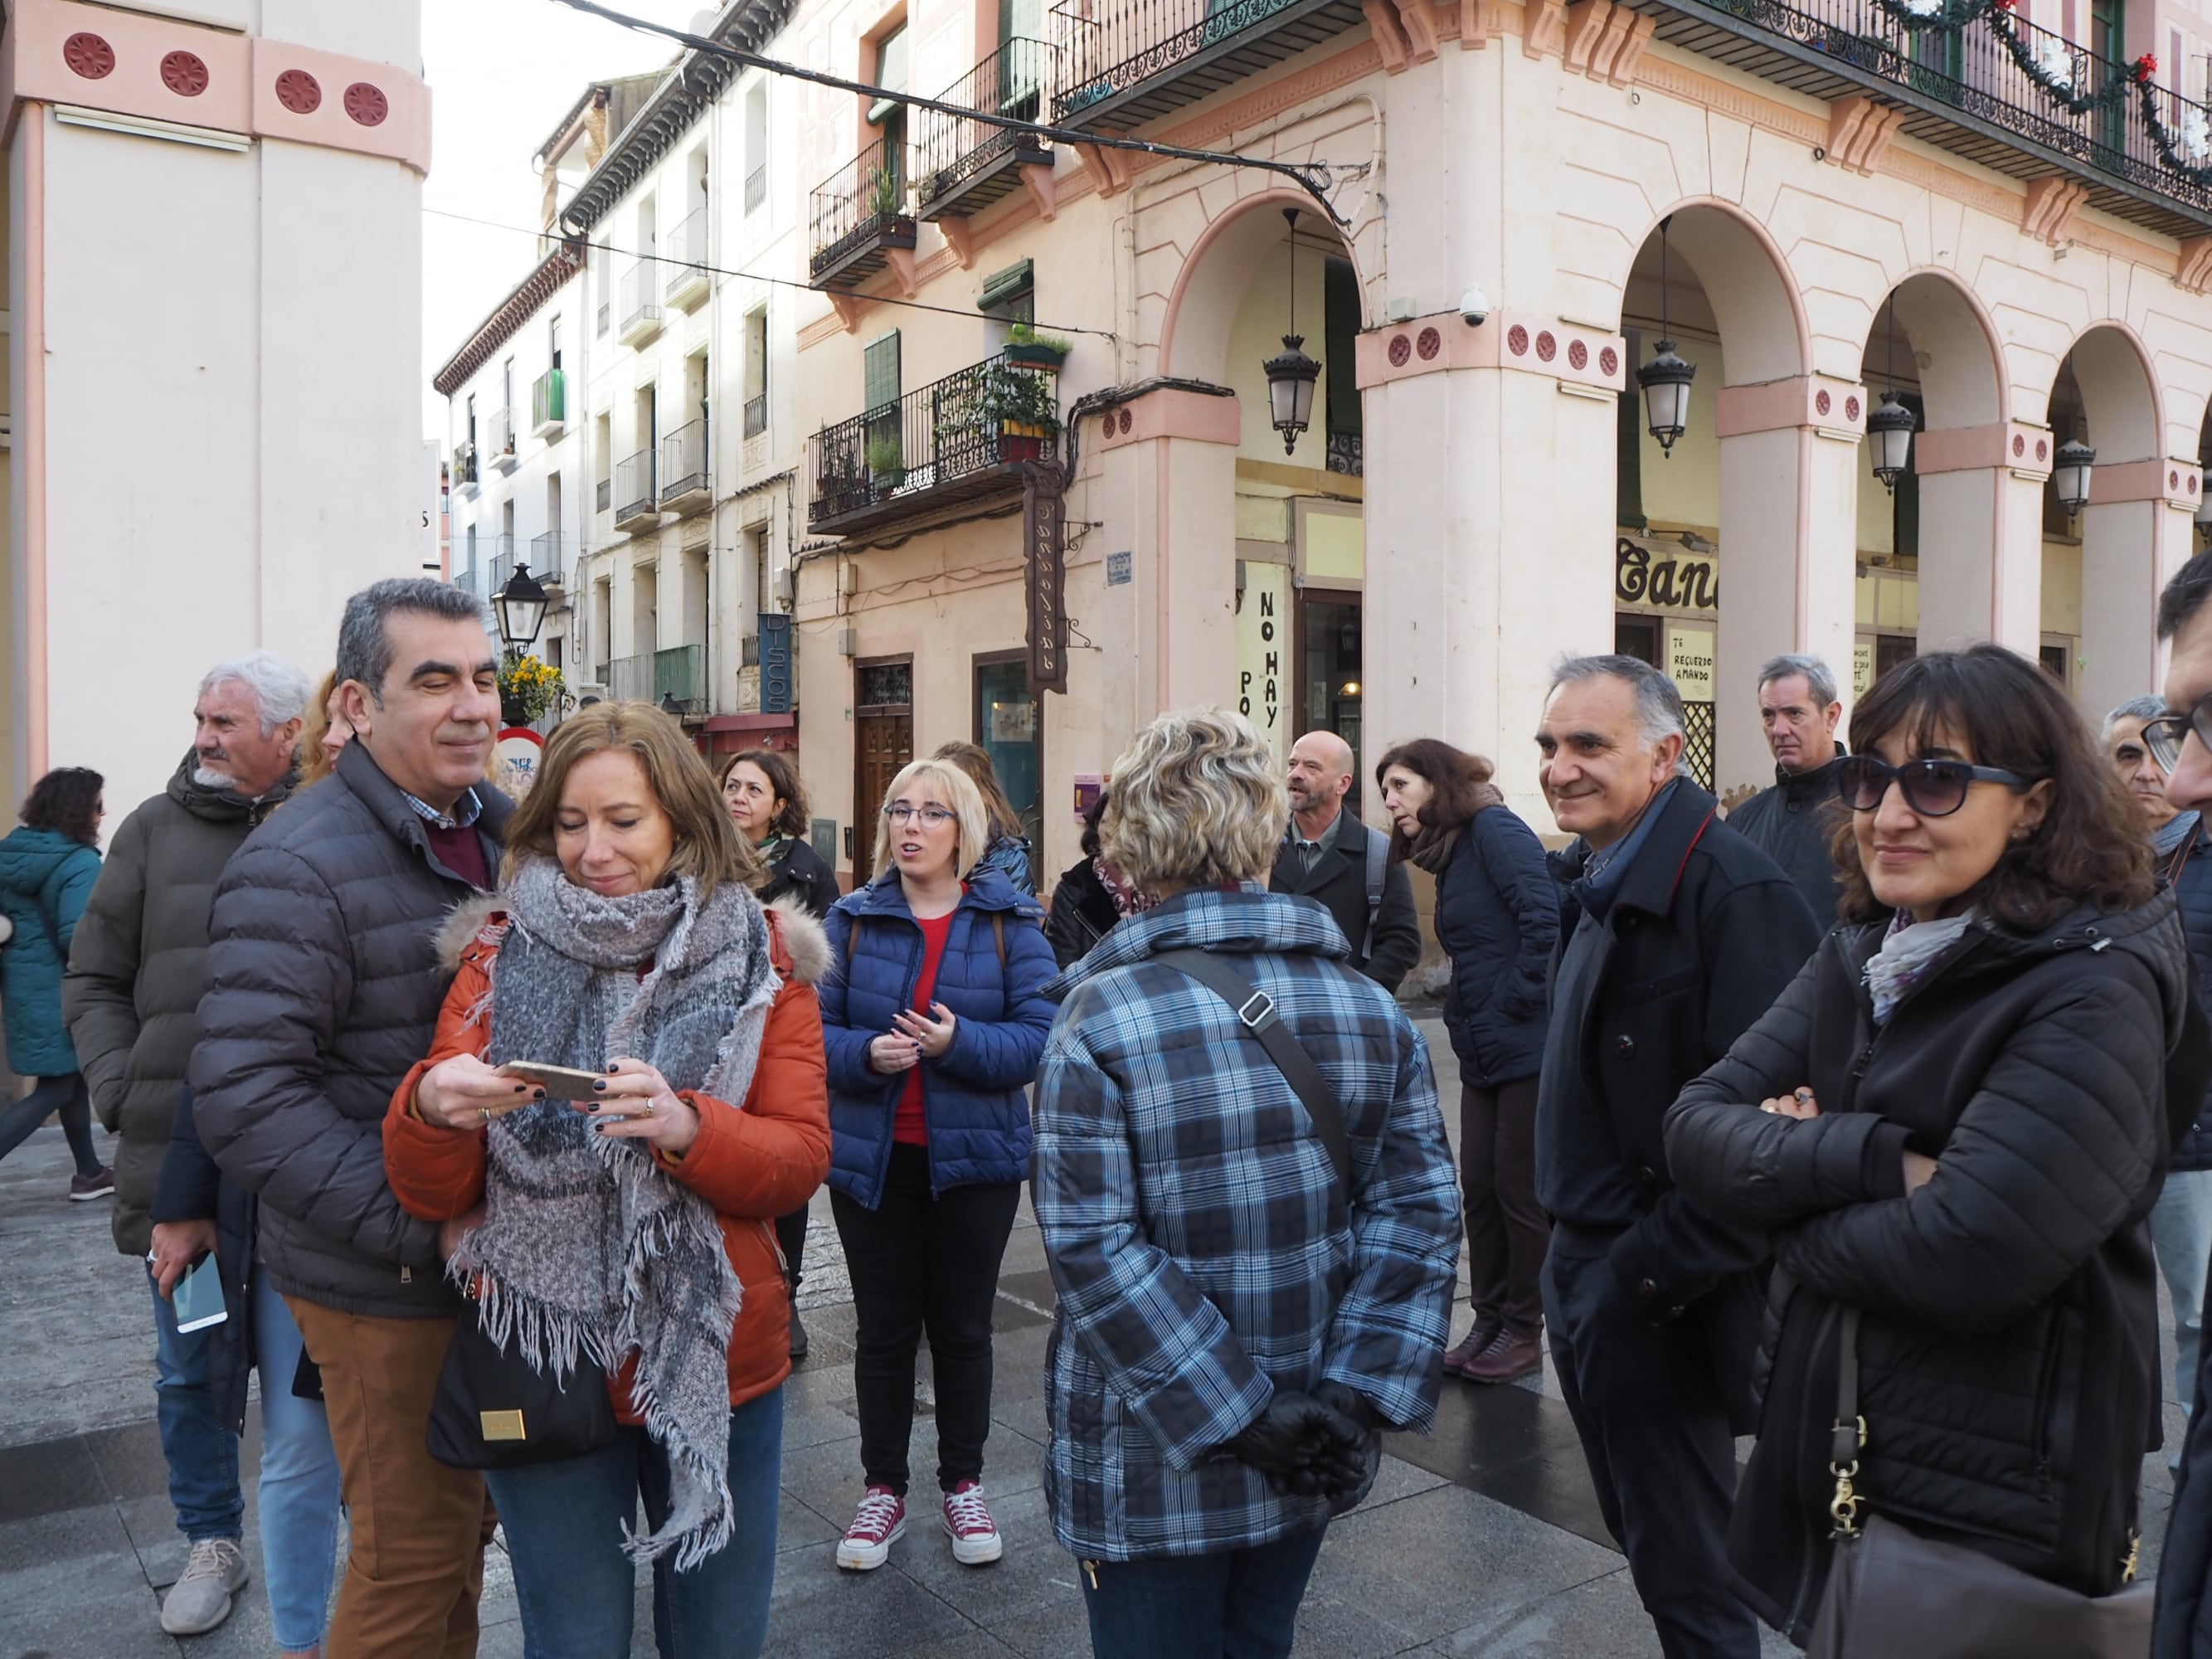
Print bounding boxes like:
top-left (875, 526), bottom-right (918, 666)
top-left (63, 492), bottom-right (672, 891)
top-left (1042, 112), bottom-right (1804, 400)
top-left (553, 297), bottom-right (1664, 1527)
top-left (1003, 322), bottom-right (1072, 370)
top-left (979, 362), bottom-right (1062, 463)
top-left (498, 654), bottom-right (566, 728)
top-left (866, 163), bottom-right (903, 226)
top-left (866, 433), bottom-right (907, 494)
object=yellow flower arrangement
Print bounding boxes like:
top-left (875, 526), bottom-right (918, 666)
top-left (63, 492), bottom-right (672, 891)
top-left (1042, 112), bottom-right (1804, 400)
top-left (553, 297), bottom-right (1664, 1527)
top-left (498, 654), bottom-right (567, 724)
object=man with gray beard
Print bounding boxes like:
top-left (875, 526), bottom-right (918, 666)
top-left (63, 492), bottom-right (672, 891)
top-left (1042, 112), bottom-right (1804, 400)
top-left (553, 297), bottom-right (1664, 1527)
top-left (64, 650), bottom-right (309, 1636)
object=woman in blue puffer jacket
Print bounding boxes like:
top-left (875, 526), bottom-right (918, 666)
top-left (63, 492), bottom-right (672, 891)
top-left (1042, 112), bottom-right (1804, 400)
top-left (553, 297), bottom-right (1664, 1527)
top-left (0, 766), bottom-right (110, 1197)
top-left (819, 753), bottom-right (1057, 1576)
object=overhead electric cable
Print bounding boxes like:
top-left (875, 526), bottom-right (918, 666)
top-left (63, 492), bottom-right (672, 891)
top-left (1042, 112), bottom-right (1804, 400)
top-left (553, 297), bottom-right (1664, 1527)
top-left (542, 0), bottom-right (1360, 226)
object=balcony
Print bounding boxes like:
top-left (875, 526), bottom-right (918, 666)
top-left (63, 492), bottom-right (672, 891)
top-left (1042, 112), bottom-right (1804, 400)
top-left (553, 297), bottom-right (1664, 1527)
top-left (809, 136), bottom-right (918, 289)
top-left (619, 261), bottom-right (663, 348)
top-left (452, 440), bottom-right (479, 498)
top-left (615, 449), bottom-right (658, 529)
top-left (609, 643), bottom-right (706, 713)
top-left (662, 418), bottom-right (711, 512)
top-left (489, 406), bottom-right (519, 474)
top-left (917, 40), bottom-right (1055, 221)
top-left (596, 476), bottom-right (611, 514)
top-left (1050, 0), bottom-right (1366, 134)
top-left (489, 535), bottom-right (515, 599)
top-left (531, 530), bottom-right (565, 588)
top-left (531, 369), bottom-right (566, 439)
top-left (1617, 0), bottom-right (2212, 234)
top-left (806, 352), bottom-right (1058, 538)
top-left (664, 209), bottom-right (710, 313)
top-left (743, 392), bottom-right (768, 438)
top-left (745, 163), bottom-right (767, 215)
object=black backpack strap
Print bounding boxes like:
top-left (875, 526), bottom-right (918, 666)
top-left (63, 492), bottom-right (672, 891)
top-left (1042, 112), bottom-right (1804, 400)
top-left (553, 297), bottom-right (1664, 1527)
top-left (1361, 821), bottom-right (1387, 958)
top-left (1152, 948), bottom-right (1350, 1193)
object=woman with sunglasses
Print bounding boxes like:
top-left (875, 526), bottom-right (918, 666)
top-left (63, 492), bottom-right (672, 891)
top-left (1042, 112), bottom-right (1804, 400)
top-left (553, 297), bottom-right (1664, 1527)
top-left (818, 757), bottom-right (1057, 1575)
top-left (1662, 645), bottom-right (2203, 1645)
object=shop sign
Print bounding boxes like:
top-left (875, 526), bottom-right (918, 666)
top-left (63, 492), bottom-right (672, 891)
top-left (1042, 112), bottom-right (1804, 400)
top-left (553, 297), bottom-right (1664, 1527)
top-left (1852, 640), bottom-right (1874, 698)
top-left (1023, 461), bottom-right (1068, 693)
top-left (1236, 562), bottom-right (1290, 761)
top-left (496, 728), bottom-right (543, 799)
top-left (1616, 537), bottom-right (1719, 614)
top-left (1668, 625), bottom-right (1716, 702)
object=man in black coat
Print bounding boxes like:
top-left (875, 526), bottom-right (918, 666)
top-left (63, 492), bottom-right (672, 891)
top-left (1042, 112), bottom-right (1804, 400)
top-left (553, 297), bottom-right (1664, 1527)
top-left (1269, 730), bottom-right (1422, 992)
top-left (1723, 651), bottom-right (1848, 927)
top-left (1534, 654), bottom-right (1819, 1659)
top-left (193, 579), bottom-right (513, 1659)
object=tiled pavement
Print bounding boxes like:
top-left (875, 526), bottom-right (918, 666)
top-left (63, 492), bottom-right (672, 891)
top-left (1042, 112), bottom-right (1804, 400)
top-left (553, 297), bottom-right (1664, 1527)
top-left (0, 1016), bottom-right (2181, 1656)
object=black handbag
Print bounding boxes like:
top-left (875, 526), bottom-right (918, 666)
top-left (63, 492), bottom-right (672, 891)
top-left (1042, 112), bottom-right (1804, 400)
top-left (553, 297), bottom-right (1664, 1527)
top-left (1152, 947), bottom-right (1381, 1516)
top-left (1808, 1306), bottom-right (2151, 1658)
top-left (425, 1293), bottom-right (618, 1471)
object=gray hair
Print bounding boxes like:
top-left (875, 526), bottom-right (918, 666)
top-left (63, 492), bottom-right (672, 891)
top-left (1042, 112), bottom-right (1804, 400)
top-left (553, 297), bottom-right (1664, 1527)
top-left (1757, 653), bottom-right (1839, 709)
top-left (199, 651), bottom-right (313, 736)
top-left (1549, 654), bottom-right (1688, 776)
top-left (335, 578), bottom-right (496, 705)
top-left (2104, 693), bottom-right (2169, 742)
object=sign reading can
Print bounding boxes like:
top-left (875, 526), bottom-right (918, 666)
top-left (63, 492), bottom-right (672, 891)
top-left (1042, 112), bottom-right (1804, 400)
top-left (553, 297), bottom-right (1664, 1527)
top-left (1616, 537), bottom-right (1719, 614)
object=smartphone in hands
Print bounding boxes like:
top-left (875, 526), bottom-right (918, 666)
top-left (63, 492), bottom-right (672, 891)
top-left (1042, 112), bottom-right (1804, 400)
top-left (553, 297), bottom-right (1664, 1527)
top-left (173, 1254), bottom-right (228, 1334)
top-left (494, 1061), bottom-right (606, 1102)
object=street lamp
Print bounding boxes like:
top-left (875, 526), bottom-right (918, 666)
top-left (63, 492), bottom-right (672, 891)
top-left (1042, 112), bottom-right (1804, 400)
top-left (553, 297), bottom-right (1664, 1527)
top-left (2054, 436), bottom-right (2096, 518)
top-left (494, 563), bottom-right (549, 654)
top-left (1262, 207), bottom-right (1320, 457)
top-left (1868, 292), bottom-right (1915, 494)
top-left (1637, 217), bottom-right (1695, 457)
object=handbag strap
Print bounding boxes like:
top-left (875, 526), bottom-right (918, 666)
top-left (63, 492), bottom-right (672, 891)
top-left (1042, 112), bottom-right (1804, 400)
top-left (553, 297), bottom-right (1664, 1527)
top-left (1829, 1306), bottom-right (1866, 1539)
top-left (1152, 947), bottom-right (1352, 1194)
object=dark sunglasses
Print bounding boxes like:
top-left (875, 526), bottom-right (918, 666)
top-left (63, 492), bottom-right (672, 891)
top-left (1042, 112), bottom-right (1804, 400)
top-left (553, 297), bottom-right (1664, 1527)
top-left (2143, 696), bottom-right (2212, 772)
top-left (1835, 754), bottom-right (2035, 818)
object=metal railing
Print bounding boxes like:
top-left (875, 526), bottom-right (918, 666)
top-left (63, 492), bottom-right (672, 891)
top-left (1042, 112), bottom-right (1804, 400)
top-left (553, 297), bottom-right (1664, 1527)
top-left (807, 351), bottom-right (1057, 525)
top-left (1681, 0), bottom-right (2212, 213)
top-left (489, 540), bottom-right (514, 599)
top-left (745, 163), bottom-right (767, 214)
top-left (596, 476), bottom-right (611, 514)
top-left (917, 39), bottom-right (1053, 208)
top-left (531, 530), bottom-right (564, 585)
top-left (662, 418), bottom-right (709, 499)
top-left (620, 260), bottom-right (660, 338)
top-left (532, 368), bottom-right (565, 432)
top-left (810, 134), bottom-right (910, 271)
top-left (1053, 0), bottom-right (1310, 122)
top-left (452, 441), bottom-right (479, 486)
top-left (615, 449), bottom-right (657, 522)
top-left (743, 393), bottom-right (769, 438)
top-left (608, 644), bottom-right (706, 711)
top-left (664, 208), bottom-right (708, 300)
top-left (489, 406), bottom-right (516, 458)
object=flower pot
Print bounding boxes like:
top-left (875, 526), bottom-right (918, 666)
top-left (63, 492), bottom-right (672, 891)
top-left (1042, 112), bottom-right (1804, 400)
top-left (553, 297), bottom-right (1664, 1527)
top-left (997, 430), bottom-right (1047, 463)
top-left (501, 696), bottom-right (533, 728)
top-left (1004, 342), bottom-right (1067, 370)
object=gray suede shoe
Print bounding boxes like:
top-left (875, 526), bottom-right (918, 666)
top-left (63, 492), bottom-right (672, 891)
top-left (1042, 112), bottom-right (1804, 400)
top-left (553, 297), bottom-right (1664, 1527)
top-left (160, 1537), bottom-right (248, 1636)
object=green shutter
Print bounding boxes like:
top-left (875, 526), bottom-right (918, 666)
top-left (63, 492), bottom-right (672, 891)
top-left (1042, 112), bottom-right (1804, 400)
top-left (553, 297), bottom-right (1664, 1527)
top-left (863, 330), bottom-right (902, 415)
top-left (978, 259), bottom-right (1034, 313)
top-left (1324, 258), bottom-right (1359, 436)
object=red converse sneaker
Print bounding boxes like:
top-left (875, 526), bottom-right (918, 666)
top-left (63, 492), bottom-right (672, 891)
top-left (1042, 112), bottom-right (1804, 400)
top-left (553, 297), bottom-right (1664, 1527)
top-left (941, 1478), bottom-right (1003, 1566)
top-left (835, 1486), bottom-right (906, 1572)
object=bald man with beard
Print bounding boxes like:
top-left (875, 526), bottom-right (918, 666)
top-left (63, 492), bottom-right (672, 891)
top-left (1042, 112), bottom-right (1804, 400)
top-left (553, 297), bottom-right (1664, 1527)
top-left (1268, 731), bottom-right (1422, 993)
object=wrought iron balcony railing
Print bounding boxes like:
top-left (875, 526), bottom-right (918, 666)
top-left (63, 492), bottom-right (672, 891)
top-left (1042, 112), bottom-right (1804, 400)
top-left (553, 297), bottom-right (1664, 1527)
top-left (745, 163), bottom-right (768, 215)
top-left (664, 209), bottom-right (710, 310)
top-left (532, 531), bottom-right (564, 586)
top-left (609, 644), bottom-right (706, 712)
top-left (489, 538), bottom-right (514, 600)
top-left (453, 440), bottom-right (479, 488)
top-left (615, 449), bottom-right (657, 525)
top-left (917, 40), bottom-right (1055, 221)
top-left (743, 392), bottom-right (769, 438)
top-left (809, 135), bottom-right (918, 288)
top-left (489, 406), bottom-right (517, 466)
top-left (1049, 0), bottom-right (1365, 133)
top-left (663, 418), bottom-right (709, 504)
top-left (806, 351), bottom-right (1057, 535)
top-left (1621, 0), bottom-right (2212, 233)
top-left (619, 260), bottom-right (663, 345)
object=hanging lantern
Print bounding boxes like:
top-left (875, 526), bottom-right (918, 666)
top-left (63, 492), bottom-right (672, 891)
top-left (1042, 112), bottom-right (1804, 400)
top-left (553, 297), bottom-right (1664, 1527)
top-left (1636, 216), bottom-right (1694, 457)
top-left (2195, 469), bottom-right (2212, 543)
top-left (1263, 207), bottom-right (1322, 457)
top-left (2053, 436), bottom-right (2096, 517)
top-left (1868, 396), bottom-right (1917, 493)
top-left (493, 562), bottom-right (549, 654)
top-left (1868, 292), bottom-right (1915, 494)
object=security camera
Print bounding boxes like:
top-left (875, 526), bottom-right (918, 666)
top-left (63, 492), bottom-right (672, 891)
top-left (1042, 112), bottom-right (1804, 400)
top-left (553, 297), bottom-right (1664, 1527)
top-left (1460, 286), bottom-right (1489, 327)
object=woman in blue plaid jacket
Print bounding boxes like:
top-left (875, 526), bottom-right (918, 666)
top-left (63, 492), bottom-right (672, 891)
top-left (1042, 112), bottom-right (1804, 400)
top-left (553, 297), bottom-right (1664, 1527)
top-left (1033, 710), bottom-right (1462, 1659)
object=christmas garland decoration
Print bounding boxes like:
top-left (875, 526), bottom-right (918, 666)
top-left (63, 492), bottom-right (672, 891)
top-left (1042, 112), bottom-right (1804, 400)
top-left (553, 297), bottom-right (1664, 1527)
top-left (1861, 0), bottom-right (2154, 119)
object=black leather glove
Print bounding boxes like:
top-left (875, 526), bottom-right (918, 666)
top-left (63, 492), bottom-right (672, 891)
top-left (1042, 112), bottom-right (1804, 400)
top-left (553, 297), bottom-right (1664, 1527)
top-left (1224, 1392), bottom-right (1337, 1479)
top-left (1307, 1383), bottom-right (1380, 1496)
top-left (1311, 1381), bottom-right (1381, 1436)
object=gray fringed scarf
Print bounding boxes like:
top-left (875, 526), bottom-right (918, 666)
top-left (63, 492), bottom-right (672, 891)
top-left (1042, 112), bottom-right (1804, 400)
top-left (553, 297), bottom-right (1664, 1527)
top-left (453, 855), bottom-right (779, 1570)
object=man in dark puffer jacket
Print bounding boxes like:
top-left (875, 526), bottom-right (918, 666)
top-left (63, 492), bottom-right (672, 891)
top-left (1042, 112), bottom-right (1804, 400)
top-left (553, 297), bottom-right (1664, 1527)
top-left (193, 579), bottom-right (511, 1659)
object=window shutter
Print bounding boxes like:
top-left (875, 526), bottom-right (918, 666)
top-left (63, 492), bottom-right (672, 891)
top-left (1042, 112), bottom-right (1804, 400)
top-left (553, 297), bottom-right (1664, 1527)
top-left (978, 258), bottom-right (1035, 314)
top-left (863, 331), bottom-right (902, 415)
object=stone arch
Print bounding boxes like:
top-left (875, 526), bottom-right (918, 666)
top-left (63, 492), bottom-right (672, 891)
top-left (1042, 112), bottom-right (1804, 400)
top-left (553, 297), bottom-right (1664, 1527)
top-left (1158, 184), bottom-right (1366, 385)
top-left (2049, 320), bottom-right (2164, 464)
top-left (1864, 269), bottom-right (2006, 431)
top-left (1612, 197), bottom-right (1811, 388)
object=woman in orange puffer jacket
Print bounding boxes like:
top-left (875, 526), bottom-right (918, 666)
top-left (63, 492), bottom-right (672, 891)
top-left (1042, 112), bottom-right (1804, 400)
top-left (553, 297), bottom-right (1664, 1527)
top-left (383, 703), bottom-right (829, 1659)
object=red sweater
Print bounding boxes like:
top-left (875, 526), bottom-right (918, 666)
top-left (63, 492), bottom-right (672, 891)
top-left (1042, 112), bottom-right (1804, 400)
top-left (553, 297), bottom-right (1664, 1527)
top-left (893, 909), bottom-right (956, 1145)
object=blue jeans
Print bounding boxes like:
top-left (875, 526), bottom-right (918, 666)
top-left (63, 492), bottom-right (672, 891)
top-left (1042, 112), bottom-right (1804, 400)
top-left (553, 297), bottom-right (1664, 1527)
top-left (252, 1270), bottom-right (343, 1652)
top-left (2152, 1170), bottom-right (2212, 1425)
top-left (1078, 1526), bottom-right (1328, 1659)
top-left (484, 1385), bottom-right (785, 1659)
top-left (148, 1262), bottom-right (243, 1542)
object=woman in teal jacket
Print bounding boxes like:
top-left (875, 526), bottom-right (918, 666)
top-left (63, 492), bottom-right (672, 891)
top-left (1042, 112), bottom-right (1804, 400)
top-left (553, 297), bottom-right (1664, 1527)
top-left (0, 766), bottom-right (109, 1195)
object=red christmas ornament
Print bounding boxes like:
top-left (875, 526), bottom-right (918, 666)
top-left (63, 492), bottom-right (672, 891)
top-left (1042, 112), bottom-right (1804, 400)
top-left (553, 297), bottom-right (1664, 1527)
top-left (2136, 52), bottom-right (2158, 81)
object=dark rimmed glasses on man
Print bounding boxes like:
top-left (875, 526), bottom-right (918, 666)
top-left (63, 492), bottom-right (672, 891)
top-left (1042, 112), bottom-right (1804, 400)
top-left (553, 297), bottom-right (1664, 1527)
top-left (2142, 698), bottom-right (2212, 773)
top-left (1835, 755), bottom-right (2035, 818)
